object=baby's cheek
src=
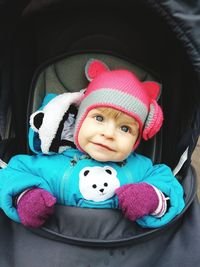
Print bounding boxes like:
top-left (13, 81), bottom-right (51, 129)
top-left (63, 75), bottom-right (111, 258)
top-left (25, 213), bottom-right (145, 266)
top-left (119, 142), bottom-right (133, 157)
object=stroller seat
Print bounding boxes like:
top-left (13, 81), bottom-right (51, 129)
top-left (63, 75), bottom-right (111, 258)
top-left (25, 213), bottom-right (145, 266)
top-left (22, 52), bottom-right (193, 246)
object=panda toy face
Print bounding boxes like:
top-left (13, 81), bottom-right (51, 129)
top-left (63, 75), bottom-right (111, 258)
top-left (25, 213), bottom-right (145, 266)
top-left (79, 166), bottom-right (120, 202)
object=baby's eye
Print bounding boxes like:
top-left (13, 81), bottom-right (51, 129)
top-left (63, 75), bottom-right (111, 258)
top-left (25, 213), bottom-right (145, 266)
top-left (121, 125), bottom-right (130, 133)
top-left (95, 115), bottom-right (104, 122)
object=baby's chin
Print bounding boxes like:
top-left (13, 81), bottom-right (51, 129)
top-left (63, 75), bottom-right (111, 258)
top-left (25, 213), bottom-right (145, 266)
top-left (87, 152), bottom-right (126, 162)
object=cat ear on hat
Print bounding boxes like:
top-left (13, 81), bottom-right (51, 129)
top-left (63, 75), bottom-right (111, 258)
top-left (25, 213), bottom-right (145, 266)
top-left (142, 81), bottom-right (161, 100)
top-left (85, 59), bottom-right (110, 81)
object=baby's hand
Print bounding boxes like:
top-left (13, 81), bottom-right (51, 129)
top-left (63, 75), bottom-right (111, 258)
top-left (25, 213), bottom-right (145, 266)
top-left (17, 188), bottom-right (56, 228)
top-left (115, 183), bottom-right (160, 221)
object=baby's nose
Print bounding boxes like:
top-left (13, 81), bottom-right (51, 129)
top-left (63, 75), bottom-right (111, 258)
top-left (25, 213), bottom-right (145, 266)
top-left (102, 122), bottom-right (115, 138)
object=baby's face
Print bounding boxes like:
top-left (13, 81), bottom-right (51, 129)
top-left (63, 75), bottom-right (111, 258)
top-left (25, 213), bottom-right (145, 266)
top-left (78, 108), bottom-right (139, 162)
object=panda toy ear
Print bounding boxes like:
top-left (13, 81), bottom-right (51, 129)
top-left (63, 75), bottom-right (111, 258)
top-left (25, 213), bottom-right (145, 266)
top-left (30, 111), bottom-right (44, 133)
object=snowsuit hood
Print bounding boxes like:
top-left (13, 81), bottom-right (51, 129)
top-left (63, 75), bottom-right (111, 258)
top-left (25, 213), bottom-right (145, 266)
top-left (29, 91), bottom-right (83, 155)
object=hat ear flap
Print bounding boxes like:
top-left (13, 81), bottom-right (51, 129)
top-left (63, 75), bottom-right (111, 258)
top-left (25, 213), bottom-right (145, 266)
top-left (85, 59), bottom-right (109, 81)
top-left (142, 100), bottom-right (163, 140)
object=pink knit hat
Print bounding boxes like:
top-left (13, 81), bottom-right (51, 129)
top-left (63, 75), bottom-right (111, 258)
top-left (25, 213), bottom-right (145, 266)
top-left (74, 59), bottom-right (163, 151)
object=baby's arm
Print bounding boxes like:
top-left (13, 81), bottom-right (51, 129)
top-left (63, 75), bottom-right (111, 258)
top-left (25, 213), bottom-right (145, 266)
top-left (16, 188), bottom-right (56, 227)
top-left (116, 156), bottom-right (185, 228)
top-left (115, 182), bottom-right (167, 223)
top-left (137, 163), bottom-right (185, 227)
top-left (0, 155), bottom-right (56, 227)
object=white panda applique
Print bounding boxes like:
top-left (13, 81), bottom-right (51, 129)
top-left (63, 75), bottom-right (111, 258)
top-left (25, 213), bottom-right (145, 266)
top-left (79, 166), bottom-right (120, 202)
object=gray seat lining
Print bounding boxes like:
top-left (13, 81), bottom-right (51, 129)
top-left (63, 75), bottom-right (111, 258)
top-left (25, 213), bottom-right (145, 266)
top-left (32, 53), bottom-right (157, 112)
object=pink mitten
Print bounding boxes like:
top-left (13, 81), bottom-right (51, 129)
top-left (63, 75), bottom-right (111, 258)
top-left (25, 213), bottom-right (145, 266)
top-left (115, 183), bottom-right (160, 221)
top-left (17, 188), bottom-right (56, 228)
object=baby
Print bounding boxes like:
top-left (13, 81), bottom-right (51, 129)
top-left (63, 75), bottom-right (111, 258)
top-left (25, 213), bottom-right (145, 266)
top-left (0, 59), bottom-right (185, 228)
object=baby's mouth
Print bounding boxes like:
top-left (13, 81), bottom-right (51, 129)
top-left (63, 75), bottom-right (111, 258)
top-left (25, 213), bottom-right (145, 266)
top-left (91, 142), bottom-right (115, 151)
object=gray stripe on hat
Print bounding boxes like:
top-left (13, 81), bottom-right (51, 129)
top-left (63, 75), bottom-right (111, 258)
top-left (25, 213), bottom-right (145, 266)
top-left (145, 103), bottom-right (155, 128)
top-left (78, 88), bottom-right (148, 122)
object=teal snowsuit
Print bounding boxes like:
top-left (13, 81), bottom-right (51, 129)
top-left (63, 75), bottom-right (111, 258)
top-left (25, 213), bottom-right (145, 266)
top-left (0, 94), bottom-right (185, 228)
top-left (0, 148), bottom-right (185, 228)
